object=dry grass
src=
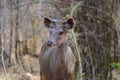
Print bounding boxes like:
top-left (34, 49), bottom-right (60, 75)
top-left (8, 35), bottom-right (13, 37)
top-left (0, 55), bottom-right (40, 80)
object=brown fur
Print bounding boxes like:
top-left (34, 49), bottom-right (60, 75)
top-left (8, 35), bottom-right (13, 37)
top-left (39, 42), bottom-right (75, 80)
top-left (39, 18), bottom-right (75, 80)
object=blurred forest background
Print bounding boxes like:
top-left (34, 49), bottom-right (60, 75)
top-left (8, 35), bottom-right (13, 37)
top-left (0, 0), bottom-right (120, 80)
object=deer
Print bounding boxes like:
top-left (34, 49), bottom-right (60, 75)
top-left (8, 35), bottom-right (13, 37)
top-left (39, 17), bottom-right (75, 80)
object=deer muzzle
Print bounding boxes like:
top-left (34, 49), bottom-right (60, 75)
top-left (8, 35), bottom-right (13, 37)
top-left (46, 40), bottom-right (53, 47)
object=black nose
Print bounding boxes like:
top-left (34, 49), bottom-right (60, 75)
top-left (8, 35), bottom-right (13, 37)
top-left (47, 40), bottom-right (53, 47)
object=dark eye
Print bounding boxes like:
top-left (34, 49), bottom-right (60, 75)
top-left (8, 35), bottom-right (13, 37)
top-left (59, 31), bottom-right (64, 35)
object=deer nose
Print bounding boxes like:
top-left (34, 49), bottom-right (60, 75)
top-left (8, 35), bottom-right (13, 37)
top-left (47, 40), bottom-right (53, 47)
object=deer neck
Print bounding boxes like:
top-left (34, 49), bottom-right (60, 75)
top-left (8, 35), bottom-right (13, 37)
top-left (56, 41), bottom-right (68, 54)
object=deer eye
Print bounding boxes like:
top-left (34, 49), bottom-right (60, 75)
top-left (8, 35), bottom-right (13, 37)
top-left (59, 31), bottom-right (64, 35)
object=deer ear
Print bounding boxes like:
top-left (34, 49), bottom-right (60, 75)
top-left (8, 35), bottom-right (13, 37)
top-left (66, 18), bottom-right (74, 29)
top-left (44, 17), bottom-right (51, 28)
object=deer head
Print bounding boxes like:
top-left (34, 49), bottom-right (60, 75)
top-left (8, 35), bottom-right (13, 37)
top-left (44, 17), bottom-right (74, 47)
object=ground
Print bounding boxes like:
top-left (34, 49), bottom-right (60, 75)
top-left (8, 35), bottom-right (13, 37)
top-left (0, 55), bottom-right (40, 80)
